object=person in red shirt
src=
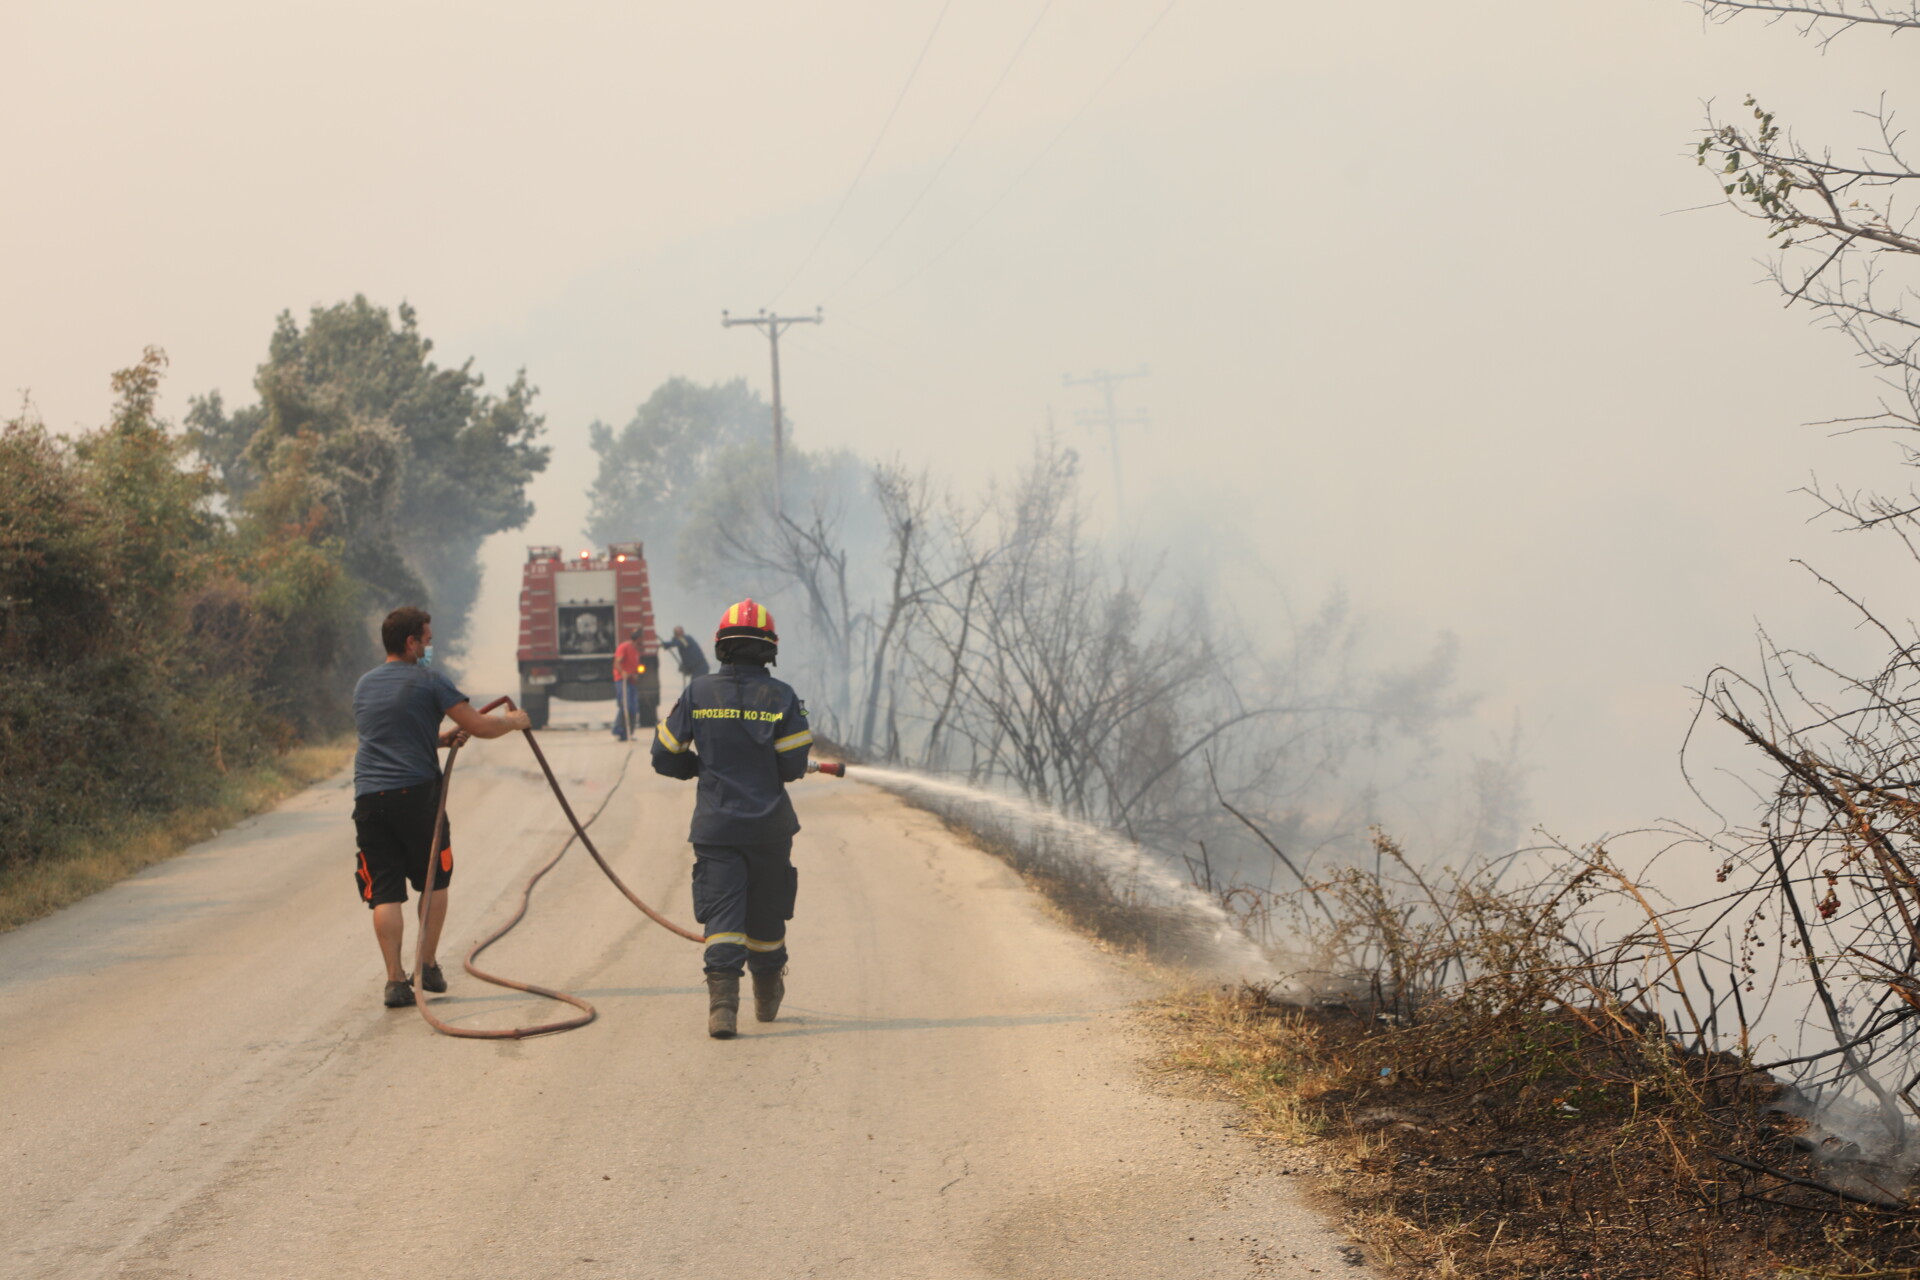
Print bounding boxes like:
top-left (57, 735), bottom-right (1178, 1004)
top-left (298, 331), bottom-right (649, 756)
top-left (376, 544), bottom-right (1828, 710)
top-left (612, 629), bottom-right (643, 740)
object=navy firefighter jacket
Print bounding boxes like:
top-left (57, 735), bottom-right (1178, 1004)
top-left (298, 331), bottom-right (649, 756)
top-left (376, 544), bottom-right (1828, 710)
top-left (651, 663), bottom-right (813, 844)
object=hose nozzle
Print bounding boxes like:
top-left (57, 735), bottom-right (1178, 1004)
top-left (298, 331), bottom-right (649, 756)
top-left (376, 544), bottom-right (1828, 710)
top-left (807, 761), bottom-right (847, 777)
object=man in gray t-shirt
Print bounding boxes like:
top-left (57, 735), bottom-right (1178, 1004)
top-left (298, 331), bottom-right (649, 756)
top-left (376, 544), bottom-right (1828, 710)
top-left (353, 661), bottom-right (469, 791)
top-left (352, 607), bottom-right (529, 1010)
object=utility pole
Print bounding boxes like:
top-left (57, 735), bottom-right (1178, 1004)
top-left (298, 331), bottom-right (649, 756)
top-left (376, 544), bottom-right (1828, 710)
top-left (1063, 366), bottom-right (1149, 516)
top-left (722, 307), bottom-right (823, 513)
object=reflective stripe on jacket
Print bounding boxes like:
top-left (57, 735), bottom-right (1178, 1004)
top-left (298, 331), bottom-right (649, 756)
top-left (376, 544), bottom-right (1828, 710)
top-left (650, 663), bottom-right (812, 843)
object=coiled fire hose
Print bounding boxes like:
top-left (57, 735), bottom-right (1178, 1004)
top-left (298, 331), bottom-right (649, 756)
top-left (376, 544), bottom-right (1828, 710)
top-left (407, 695), bottom-right (844, 1039)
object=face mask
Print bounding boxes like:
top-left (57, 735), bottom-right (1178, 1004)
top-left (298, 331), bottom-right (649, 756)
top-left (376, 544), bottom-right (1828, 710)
top-left (421, 644), bottom-right (434, 668)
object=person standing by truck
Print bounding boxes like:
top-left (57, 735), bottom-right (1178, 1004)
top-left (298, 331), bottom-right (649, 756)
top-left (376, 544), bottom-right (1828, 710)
top-left (353, 607), bottom-right (530, 1009)
top-left (611, 627), bottom-right (644, 740)
top-left (650, 599), bottom-right (811, 1038)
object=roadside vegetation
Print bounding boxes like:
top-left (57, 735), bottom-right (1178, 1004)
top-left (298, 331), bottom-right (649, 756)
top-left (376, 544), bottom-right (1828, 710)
top-left (1148, 825), bottom-right (1920, 1279)
top-left (0, 736), bottom-right (352, 932)
top-left (0, 300), bottom-right (546, 928)
top-left (1156, 986), bottom-right (1828, 1279)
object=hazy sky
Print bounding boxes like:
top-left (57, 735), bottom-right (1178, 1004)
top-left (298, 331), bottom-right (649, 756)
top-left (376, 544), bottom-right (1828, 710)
top-left (6, 0), bottom-right (1916, 841)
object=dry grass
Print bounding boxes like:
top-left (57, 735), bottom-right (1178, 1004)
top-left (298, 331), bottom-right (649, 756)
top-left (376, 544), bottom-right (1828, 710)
top-left (0, 735), bottom-right (352, 933)
top-left (1157, 986), bottom-right (1339, 1145)
top-left (868, 750), bottom-right (1920, 1276)
top-left (1155, 983), bottom-right (1920, 1280)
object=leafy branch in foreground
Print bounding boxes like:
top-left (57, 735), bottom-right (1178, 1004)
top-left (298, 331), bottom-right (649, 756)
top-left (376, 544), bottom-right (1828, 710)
top-left (1703, 1), bottom-right (1920, 44)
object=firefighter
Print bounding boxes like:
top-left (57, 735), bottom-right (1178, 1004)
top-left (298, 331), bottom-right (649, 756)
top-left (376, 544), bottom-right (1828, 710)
top-left (660, 624), bottom-right (710, 680)
top-left (650, 599), bottom-right (812, 1038)
top-left (611, 628), bottom-right (644, 740)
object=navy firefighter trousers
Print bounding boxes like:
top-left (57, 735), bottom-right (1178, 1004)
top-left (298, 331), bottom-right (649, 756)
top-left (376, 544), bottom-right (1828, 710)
top-left (693, 839), bottom-right (796, 975)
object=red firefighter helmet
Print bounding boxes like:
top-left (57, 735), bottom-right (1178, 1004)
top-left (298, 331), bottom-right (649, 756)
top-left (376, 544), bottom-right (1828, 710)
top-left (715, 598), bottom-right (778, 648)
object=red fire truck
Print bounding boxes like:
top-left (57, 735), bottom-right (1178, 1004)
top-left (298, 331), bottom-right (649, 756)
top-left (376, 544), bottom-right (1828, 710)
top-left (516, 542), bottom-right (659, 731)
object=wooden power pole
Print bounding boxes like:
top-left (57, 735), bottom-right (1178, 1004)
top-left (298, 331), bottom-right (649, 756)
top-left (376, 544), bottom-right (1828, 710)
top-left (1063, 366), bottom-right (1149, 516)
top-left (722, 307), bottom-right (823, 512)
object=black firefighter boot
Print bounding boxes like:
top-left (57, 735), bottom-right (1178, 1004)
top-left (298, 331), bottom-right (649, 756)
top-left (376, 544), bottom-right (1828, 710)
top-left (752, 966), bottom-right (785, 1023)
top-left (706, 972), bottom-right (740, 1039)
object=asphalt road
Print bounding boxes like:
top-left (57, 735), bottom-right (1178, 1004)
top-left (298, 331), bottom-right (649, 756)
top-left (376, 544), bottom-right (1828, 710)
top-left (1, 706), bottom-right (1364, 1278)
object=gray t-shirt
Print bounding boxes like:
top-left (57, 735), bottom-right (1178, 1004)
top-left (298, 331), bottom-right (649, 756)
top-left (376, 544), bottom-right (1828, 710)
top-left (352, 662), bottom-right (468, 797)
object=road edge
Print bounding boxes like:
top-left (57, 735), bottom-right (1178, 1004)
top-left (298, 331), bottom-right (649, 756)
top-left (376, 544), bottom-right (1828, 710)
top-left (0, 736), bottom-right (353, 933)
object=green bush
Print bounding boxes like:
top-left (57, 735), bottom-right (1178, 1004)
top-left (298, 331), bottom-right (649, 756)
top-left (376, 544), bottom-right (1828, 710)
top-left (0, 349), bottom-right (359, 869)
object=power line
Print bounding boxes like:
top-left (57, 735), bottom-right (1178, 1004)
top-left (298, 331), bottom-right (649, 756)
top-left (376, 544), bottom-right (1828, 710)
top-left (794, 325), bottom-right (1032, 418)
top-left (847, 0), bottom-right (1183, 315)
top-left (821, 0), bottom-right (1059, 305)
top-left (769, 0), bottom-right (956, 307)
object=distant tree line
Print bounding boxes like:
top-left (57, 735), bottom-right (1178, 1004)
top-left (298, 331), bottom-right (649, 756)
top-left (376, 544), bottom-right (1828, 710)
top-left (0, 299), bottom-right (546, 871)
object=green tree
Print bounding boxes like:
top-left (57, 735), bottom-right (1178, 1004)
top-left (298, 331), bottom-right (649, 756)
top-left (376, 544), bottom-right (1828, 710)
top-left (82, 351), bottom-right (225, 627)
top-left (583, 376), bottom-right (771, 579)
top-left (2, 353), bottom-right (240, 860)
top-left (0, 345), bottom-right (378, 873)
top-left (187, 296), bottom-right (549, 659)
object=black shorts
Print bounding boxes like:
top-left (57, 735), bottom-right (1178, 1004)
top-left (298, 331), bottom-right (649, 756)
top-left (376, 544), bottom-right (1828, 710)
top-left (352, 781), bottom-right (452, 908)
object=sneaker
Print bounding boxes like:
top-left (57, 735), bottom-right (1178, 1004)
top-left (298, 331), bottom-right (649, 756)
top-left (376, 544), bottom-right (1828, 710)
top-left (383, 977), bottom-right (415, 1008)
top-left (419, 963), bottom-right (447, 994)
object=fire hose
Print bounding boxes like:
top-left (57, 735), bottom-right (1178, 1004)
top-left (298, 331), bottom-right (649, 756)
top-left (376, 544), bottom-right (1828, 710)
top-left (407, 694), bottom-right (843, 1039)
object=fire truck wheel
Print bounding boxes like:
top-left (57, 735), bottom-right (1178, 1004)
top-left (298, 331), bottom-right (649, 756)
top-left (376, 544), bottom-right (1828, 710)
top-left (521, 691), bottom-right (550, 731)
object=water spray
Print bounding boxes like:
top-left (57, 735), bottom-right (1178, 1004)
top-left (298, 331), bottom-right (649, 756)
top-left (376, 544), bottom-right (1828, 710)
top-left (413, 715), bottom-right (1264, 1039)
top-left (844, 765), bottom-right (1273, 977)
